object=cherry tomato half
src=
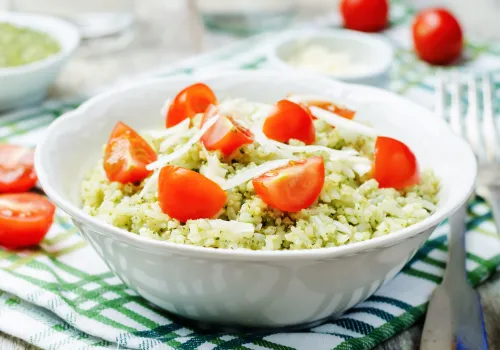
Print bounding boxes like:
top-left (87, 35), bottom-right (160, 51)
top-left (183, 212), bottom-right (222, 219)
top-left (340, 0), bottom-right (389, 33)
top-left (0, 193), bottom-right (56, 249)
top-left (252, 156), bottom-right (325, 212)
top-left (412, 8), bottom-right (463, 65)
top-left (201, 109), bottom-right (253, 156)
top-left (166, 83), bottom-right (217, 128)
top-left (158, 165), bottom-right (227, 222)
top-left (103, 122), bottom-right (157, 184)
top-left (373, 136), bottom-right (420, 189)
top-left (263, 100), bottom-right (315, 145)
top-left (0, 144), bottom-right (37, 193)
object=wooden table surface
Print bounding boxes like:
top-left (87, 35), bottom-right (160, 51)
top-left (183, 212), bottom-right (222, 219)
top-left (1, 0), bottom-right (500, 349)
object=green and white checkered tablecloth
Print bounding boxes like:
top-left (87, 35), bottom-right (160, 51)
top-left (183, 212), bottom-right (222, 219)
top-left (2, 3), bottom-right (500, 349)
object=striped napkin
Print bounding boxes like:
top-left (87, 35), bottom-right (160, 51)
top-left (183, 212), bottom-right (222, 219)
top-left (2, 3), bottom-right (500, 349)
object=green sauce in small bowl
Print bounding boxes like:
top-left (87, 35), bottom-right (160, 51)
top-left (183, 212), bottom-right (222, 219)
top-left (0, 22), bottom-right (61, 68)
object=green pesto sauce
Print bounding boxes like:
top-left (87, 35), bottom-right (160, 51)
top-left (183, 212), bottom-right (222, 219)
top-left (0, 23), bottom-right (61, 68)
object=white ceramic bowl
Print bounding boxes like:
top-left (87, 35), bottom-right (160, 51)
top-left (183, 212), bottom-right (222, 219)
top-left (35, 71), bottom-right (476, 328)
top-left (266, 30), bottom-right (394, 87)
top-left (0, 13), bottom-right (80, 112)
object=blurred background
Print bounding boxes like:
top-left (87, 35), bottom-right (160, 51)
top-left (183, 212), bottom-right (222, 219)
top-left (0, 0), bottom-right (498, 99)
top-left (0, 0), bottom-right (332, 97)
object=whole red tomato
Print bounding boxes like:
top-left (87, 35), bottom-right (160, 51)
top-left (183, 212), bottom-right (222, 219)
top-left (340, 0), bottom-right (389, 33)
top-left (412, 8), bottom-right (463, 65)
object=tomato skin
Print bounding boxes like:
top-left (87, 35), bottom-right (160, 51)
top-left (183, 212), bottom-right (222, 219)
top-left (340, 0), bottom-right (389, 33)
top-left (373, 137), bottom-right (420, 189)
top-left (412, 8), bottom-right (463, 65)
top-left (0, 144), bottom-right (37, 193)
top-left (263, 100), bottom-right (315, 145)
top-left (201, 109), bottom-right (254, 156)
top-left (166, 83), bottom-right (217, 128)
top-left (252, 156), bottom-right (325, 212)
top-left (0, 193), bottom-right (56, 249)
top-left (103, 122), bottom-right (157, 184)
top-left (158, 165), bottom-right (227, 222)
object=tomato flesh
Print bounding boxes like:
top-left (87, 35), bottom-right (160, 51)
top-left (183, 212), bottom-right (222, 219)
top-left (340, 0), bottom-right (389, 33)
top-left (0, 193), bottom-right (56, 249)
top-left (158, 165), bottom-right (227, 222)
top-left (201, 108), bottom-right (253, 156)
top-left (0, 144), bottom-right (37, 193)
top-left (263, 100), bottom-right (315, 145)
top-left (103, 122), bottom-right (157, 184)
top-left (252, 156), bottom-right (325, 212)
top-left (373, 136), bottom-right (420, 189)
top-left (166, 83), bottom-right (217, 128)
top-left (412, 8), bottom-right (463, 65)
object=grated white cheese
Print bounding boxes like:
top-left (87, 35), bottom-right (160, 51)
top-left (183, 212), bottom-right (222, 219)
top-left (222, 159), bottom-right (293, 190)
top-left (140, 97), bottom-right (375, 197)
top-left (286, 45), bottom-right (368, 75)
top-left (159, 121), bottom-right (193, 153)
top-left (146, 115), bottom-right (220, 171)
top-left (253, 125), bottom-right (359, 159)
top-left (139, 170), bottom-right (159, 197)
top-left (145, 117), bottom-right (190, 140)
top-left (351, 161), bottom-right (372, 177)
top-left (217, 98), bottom-right (275, 125)
top-left (286, 94), bottom-right (357, 112)
top-left (199, 145), bottom-right (228, 186)
top-left (309, 106), bottom-right (378, 138)
top-left (251, 122), bottom-right (371, 176)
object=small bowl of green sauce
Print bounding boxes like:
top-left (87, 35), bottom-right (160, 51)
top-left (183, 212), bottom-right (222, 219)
top-left (0, 13), bottom-right (80, 112)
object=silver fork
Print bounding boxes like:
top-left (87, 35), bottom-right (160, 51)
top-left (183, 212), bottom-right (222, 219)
top-left (439, 73), bottom-right (500, 228)
top-left (420, 73), bottom-right (493, 349)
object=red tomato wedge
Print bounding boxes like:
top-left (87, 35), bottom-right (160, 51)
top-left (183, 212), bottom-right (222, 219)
top-left (0, 144), bottom-right (37, 193)
top-left (0, 193), bottom-right (56, 249)
top-left (305, 100), bottom-right (356, 120)
top-left (201, 108), bottom-right (253, 156)
top-left (158, 165), bottom-right (227, 222)
top-left (373, 137), bottom-right (420, 189)
top-left (252, 156), bottom-right (325, 212)
top-left (263, 100), bottom-right (315, 145)
top-left (166, 83), bottom-right (217, 128)
top-left (103, 122), bottom-right (157, 184)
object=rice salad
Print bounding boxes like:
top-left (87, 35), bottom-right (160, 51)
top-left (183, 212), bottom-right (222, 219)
top-left (81, 83), bottom-right (440, 251)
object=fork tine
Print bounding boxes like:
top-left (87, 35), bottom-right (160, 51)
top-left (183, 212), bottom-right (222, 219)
top-left (434, 71), bottom-right (446, 118)
top-left (481, 74), bottom-right (499, 161)
top-left (449, 72), bottom-right (464, 137)
top-left (465, 75), bottom-right (482, 157)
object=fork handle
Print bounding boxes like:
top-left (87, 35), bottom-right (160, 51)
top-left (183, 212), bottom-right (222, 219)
top-left (490, 196), bottom-right (500, 236)
top-left (481, 186), bottom-right (500, 236)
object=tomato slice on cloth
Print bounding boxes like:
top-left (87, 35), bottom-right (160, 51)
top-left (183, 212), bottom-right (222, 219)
top-left (158, 165), bottom-right (227, 222)
top-left (252, 156), bottom-right (325, 212)
top-left (263, 100), bottom-right (315, 145)
top-left (340, 0), bottom-right (389, 33)
top-left (166, 83), bottom-right (217, 127)
top-left (0, 193), bottom-right (56, 249)
top-left (412, 8), bottom-right (463, 65)
top-left (305, 100), bottom-right (356, 120)
top-left (201, 108), bottom-right (253, 156)
top-left (373, 136), bottom-right (420, 189)
top-left (0, 144), bottom-right (37, 193)
top-left (103, 122), bottom-right (157, 184)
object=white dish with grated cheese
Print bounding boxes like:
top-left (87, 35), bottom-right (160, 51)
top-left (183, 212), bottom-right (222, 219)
top-left (266, 29), bottom-right (394, 87)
